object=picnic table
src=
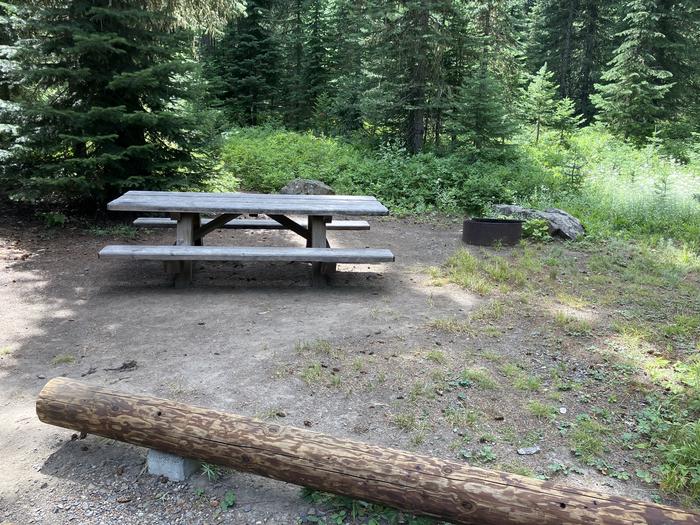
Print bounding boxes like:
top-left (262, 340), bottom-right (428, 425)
top-left (99, 191), bottom-right (395, 287)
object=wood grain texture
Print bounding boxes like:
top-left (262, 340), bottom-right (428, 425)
top-left (36, 378), bottom-right (700, 525)
top-left (309, 215), bottom-right (328, 286)
top-left (98, 245), bottom-right (395, 263)
top-left (107, 191), bottom-right (389, 216)
top-left (133, 217), bottom-right (371, 231)
top-left (174, 213), bottom-right (195, 288)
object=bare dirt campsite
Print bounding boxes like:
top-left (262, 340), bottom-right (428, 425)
top-left (2, 209), bottom-right (698, 524)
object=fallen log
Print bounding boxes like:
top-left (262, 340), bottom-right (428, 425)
top-left (36, 378), bottom-right (699, 525)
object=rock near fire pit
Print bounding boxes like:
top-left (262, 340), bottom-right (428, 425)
top-left (280, 179), bottom-right (335, 196)
top-left (492, 204), bottom-right (584, 240)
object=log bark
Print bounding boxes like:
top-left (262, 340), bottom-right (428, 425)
top-left (36, 378), bottom-right (700, 525)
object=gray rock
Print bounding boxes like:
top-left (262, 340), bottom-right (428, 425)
top-left (517, 445), bottom-right (541, 455)
top-left (279, 179), bottom-right (335, 196)
top-left (492, 204), bottom-right (584, 240)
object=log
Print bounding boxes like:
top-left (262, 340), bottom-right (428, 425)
top-left (36, 378), bottom-right (700, 525)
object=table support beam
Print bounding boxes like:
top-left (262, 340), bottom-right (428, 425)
top-left (194, 213), bottom-right (239, 241)
top-left (267, 214), bottom-right (311, 241)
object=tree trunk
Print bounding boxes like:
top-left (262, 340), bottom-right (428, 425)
top-left (36, 378), bottom-right (700, 525)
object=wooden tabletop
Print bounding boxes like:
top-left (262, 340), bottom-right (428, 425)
top-left (107, 191), bottom-right (389, 216)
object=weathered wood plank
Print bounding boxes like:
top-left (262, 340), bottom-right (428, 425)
top-left (309, 215), bottom-right (328, 286)
top-left (107, 191), bottom-right (389, 216)
top-left (133, 217), bottom-right (371, 231)
top-left (267, 214), bottom-right (311, 241)
top-left (193, 213), bottom-right (239, 240)
top-left (99, 245), bottom-right (395, 263)
top-left (36, 378), bottom-right (700, 525)
top-left (174, 214), bottom-right (195, 288)
top-left (126, 190), bottom-right (378, 201)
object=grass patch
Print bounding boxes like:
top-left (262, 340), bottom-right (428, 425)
top-left (427, 317), bottom-right (472, 334)
top-left (443, 406), bottom-right (480, 429)
top-left (526, 400), bottom-right (558, 421)
top-left (295, 339), bottom-right (335, 355)
top-left (460, 368), bottom-right (497, 389)
top-left (392, 411), bottom-right (417, 432)
top-left (0, 347), bottom-right (13, 356)
top-left (554, 311), bottom-right (593, 336)
top-left (301, 362), bottom-right (323, 385)
top-left (514, 375), bottom-right (543, 392)
top-left (662, 314), bottom-right (700, 338)
top-left (471, 300), bottom-right (507, 321)
top-left (51, 354), bottom-right (75, 366)
top-left (570, 415), bottom-right (609, 461)
top-left (425, 349), bottom-right (447, 364)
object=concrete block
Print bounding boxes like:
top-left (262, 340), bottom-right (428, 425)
top-left (147, 449), bottom-right (200, 481)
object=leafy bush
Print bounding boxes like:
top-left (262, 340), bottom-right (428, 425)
top-left (522, 218), bottom-right (550, 241)
top-left (518, 127), bottom-right (700, 248)
top-left (216, 126), bottom-right (700, 247)
top-left (218, 127), bottom-right (555, 214)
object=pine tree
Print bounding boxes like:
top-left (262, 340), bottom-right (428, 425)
top-left (591, 0), bottom-right (673, 142)
top-left (205, 0), bottom-right (277, 126)
top-left (520, 63), bottom-right (558, 143)
top-left (9, 1), bottom-right (208, 209)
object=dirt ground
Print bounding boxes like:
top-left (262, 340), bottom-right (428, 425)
top-left (0, 210), bottom-right (690, 524)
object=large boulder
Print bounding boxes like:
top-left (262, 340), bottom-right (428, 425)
top-left (492, 204), bottom-right (585, 240)
top-left (279, 179), bottom-right (335, 196)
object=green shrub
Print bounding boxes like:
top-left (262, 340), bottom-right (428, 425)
top-left (216, 126), bottom-right (700, 247)
top-left (217, 127), bottom-right (556, 214)
top-left (522, 218), bottom-right (550, 242)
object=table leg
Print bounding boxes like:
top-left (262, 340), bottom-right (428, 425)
top-left (309, 215), bottom-right (328, 287)
top-left (174, 213), bottom-right (196, 288)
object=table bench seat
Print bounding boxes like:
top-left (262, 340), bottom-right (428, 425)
top-left (99, 245), bottom-right (395, 264)
top-left (133, 217), bottom-right (370, 231)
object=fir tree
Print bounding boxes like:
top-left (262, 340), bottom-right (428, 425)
top-left (520, 63), bottom-right (559, 143)
top-left (551, 97), bottom-right (584, 143)
top-left (9, 1), bottom-right (208, 209)
top-left (591, 0), bottom-right (673, 142)
top-left (206, 0), bottom-right (277, 126)
top-left (324, 0), bottom-right (370, 134)
top-left (447, 67), bottom-right (514, 150)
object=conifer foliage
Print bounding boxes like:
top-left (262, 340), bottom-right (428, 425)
top-left (8, 1), bottom-right (208, 209)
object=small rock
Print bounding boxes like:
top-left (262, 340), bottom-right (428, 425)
top-left (559, 407), bottom-right (567, 414)
top-left (279, 179), bottom-right (334, 195)
top-left (116, 496), bottom-right (131, 503)
top-left (517, 446), bottom-right (541, 456)
top-left (37, 375), bottom-right (46, 379)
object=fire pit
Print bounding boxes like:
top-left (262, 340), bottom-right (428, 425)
top-left (462, 218), bottom-right (523, 246)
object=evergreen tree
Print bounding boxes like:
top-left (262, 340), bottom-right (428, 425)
top-left (205, 0), bottom-right (277, 126)
top-left (324, 0), bottom-right (370, 134)
top-left (551, 97), bottom-right (584, 143)
top-left (525, 0), bottom-right (612, 121)
top-left (304, 0), bottom-right (330, 111)
top-left (9, 1), bottom-right (208, 209)
top-left (520, 63), bottom-right (558, 143)
top-left (447, 67), bottom-right (514, 150)
top-left (592, 0), bottom-right (673, 142)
